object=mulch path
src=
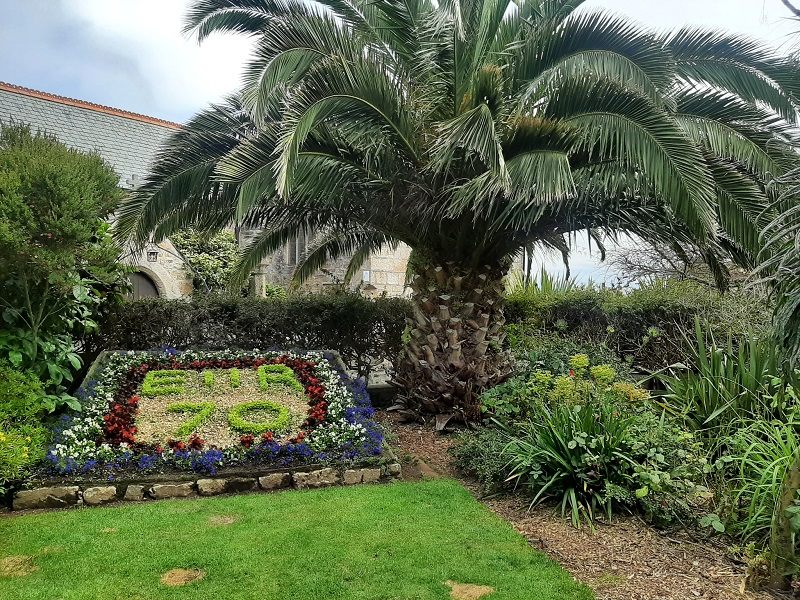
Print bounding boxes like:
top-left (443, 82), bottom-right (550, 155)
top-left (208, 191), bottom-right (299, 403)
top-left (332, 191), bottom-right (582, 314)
top-left (377, 411), bottom-right (778, 600)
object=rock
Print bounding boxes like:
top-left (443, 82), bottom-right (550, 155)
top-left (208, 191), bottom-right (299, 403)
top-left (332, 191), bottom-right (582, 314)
top-left (343, 469), bottom-right (363, 485)
top-left (388, 463), bottom-right (402, 477)
top-left (123, 485), bottom-right (145, 501)
top-left (226, 477), bottom-right (257, 493)
top-left (197, 479), bottom-right (227, 496)
top-left (293, 468), bottom-right (340, 489)
top-left (258, 473), bottom-right (291, 490)
top-left (13, 486), bottom-right (79, 510)
top-left (150, 482), bottom-right (195, 499)
top-left (362, 468), bottom-right (382, 483)
top-left (83, 486), bottom-right (117, 506)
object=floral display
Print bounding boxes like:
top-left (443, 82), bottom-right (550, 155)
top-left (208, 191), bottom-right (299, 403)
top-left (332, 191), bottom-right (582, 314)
top-left (46, 350), bottom-right (383, 477)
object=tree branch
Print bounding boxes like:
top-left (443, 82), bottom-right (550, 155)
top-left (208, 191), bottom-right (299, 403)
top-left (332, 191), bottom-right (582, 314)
top-left (782, 0), bottom-right (800, 18)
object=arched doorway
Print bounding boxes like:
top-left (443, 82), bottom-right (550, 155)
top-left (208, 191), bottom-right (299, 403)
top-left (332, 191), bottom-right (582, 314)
top-left (128, 271), bottom-right (160, 299)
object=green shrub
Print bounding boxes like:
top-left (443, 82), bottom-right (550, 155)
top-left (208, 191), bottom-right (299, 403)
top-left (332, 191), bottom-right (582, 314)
top-left (0, 364), bottom-right (46, 424)
top-left (141, 370), bottom-right (187, 397)
top-left (229, 368), bottom-right (241, 388)
top-left (257, 364), bottom-right (303, 392)
top-left (228, 400), bottom-right (291, 434)
top-left (505, 278), bottom-right (770, 371)
top-left (203, 371), bottom-right (215, 388)
top-left (0, 424), bottom-right (48, 484)
top-left (93, 292), bottom-right (411, 378)
top-left (656, 322), bottom-right (799, 437)
top-left (167, 401), bottom-right (216, 438)
top-left (451, 428), bottom-right (510, 494)
top-left (0, 365), bottom-right (50, 491)
top-left (170, 229), bottom-right (243, 294)
top-left (506, 327), bottom-right (632, 379)
top-left (0, 124), bottom-right (128, 400)
top-left (469, 355), bottom-right (704, 527)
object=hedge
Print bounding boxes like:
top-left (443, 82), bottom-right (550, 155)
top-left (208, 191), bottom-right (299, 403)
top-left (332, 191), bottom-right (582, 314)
top-left (505, 279), bottom-right (771, 371)
top-left (90, 293), bottom-right (412, 379)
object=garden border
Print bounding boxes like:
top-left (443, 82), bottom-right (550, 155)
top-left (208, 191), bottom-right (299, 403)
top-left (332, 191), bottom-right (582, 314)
top-left (10, 454), bottom-right (402, 511)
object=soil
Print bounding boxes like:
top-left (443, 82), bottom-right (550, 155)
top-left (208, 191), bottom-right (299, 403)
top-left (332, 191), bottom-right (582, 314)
top-left (377, 411), bottom-right (777, 600)
top-left (136, 368), bottom-right (308, 447)
top-left (160, 568), bottom-right (205, 587)
top-left (208, 515), bottom-right (237, 526)
top-left (0, 555), bottom-right (38, 577)
top-left (446, 580), bottom-right (496, 599)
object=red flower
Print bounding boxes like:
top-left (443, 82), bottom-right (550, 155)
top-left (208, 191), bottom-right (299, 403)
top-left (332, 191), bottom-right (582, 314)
top-left (240, 434), bottom-right (255, 448)
top-left (188, 434), bottom-right (205, 450)
top-left (569, 369), bottom-right (575, 377)
top-left (261, 431), bottom-right (274, 443)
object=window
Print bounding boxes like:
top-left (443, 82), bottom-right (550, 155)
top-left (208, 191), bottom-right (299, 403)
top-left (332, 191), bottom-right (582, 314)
top-left (286, 230), bottom-right (308, 267)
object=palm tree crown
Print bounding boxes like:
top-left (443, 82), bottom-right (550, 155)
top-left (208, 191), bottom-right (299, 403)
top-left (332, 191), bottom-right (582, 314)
top-left (117, 0), bottom-right (800, 418)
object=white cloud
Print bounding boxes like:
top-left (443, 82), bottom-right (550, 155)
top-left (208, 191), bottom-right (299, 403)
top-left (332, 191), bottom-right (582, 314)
top-left (66, 0), bottom-right (253, 121)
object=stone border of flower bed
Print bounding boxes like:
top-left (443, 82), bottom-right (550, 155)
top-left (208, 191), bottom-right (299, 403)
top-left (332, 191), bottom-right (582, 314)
top-left (11, 461), bottom-right (403, 511)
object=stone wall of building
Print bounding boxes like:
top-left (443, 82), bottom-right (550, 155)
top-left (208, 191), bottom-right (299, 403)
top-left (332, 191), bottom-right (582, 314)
top-left (123, 239), bottom-right (193, 299)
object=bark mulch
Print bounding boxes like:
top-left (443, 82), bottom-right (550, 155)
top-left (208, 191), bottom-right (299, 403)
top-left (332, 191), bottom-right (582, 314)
top-left (377, 411), bottom-right (774, 600)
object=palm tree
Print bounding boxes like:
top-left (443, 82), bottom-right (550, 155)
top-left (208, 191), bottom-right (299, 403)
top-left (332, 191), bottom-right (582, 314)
top-left (116, 0), bottom-right (800, 421)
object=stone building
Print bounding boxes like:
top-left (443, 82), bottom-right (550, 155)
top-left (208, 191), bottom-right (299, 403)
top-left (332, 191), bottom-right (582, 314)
top-left (0, 82), bottom-right (410, 298)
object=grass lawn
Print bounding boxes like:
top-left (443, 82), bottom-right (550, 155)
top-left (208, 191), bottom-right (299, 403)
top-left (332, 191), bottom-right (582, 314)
top-left (0, 479), bottom-right (593, 600)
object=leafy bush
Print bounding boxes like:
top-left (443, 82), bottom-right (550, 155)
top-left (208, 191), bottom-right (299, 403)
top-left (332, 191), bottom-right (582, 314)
top-left (93, 292), bottom-right (411, 378)
top-left (170, 229), bottom-right (243, 294)
top-left (461, 354), bottom-right (705, 527)
top-left (715, 418), bottom-right (800, 546)
top-left (505, 278), bottom-right (770, 371)
top-left (452, 427), bottom-right (510, 494)
top-left (507, 327), bottom-right (633, 379)
top-left (0, 124), bottom-right (128, 402)
top-left (0, 364), bottom-right (50, 491)
top-left (0, 364), bottom-right (46, 424)
top-left (656, 321), bottom-right (799, 438)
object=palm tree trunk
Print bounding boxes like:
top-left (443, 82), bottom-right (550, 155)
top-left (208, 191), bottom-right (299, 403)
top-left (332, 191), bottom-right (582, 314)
top-left (394, 259), bottom-right (513, 422)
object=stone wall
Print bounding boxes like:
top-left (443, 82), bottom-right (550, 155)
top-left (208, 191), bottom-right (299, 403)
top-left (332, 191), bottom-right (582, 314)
top-left (123, 239), bottom-right (193, 299)
top-left (11, 463), bottom-right (402, 511)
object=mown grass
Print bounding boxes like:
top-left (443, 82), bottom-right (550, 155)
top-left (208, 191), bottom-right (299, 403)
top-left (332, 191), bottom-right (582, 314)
top-left (0, 479), bottom-right (593, 600)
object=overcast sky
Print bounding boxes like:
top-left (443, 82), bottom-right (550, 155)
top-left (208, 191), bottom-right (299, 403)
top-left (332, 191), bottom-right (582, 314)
top-left (1, 0), bottom-right (797, 123)
top-left (1, 0), bottom-right (797, 281)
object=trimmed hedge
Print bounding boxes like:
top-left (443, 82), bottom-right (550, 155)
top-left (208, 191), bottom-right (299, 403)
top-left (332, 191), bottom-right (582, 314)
top-left (91, 293), bottom-right (411, 379)
top-left (505, 279), bottom-right (771, 371)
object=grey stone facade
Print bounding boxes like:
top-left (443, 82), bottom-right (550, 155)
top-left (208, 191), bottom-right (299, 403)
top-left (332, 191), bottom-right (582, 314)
top-left (0, 82), bottom-right (410, 298)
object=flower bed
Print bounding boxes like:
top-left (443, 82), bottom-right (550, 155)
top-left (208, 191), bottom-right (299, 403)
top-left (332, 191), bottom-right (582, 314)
top-left (46, 350), bottom-right (384, 479)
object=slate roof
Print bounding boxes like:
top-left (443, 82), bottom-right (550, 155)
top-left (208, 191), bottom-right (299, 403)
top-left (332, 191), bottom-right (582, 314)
top-left (0, 82), bottom-right (181, 189)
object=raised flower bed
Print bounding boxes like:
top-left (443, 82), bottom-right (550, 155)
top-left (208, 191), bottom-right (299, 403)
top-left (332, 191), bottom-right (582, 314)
top-left (10, 349), bottom-right (396, 510)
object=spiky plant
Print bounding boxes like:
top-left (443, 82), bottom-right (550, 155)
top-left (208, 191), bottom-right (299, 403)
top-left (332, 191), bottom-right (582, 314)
top-left (116, 0), bottom-right (800, 420)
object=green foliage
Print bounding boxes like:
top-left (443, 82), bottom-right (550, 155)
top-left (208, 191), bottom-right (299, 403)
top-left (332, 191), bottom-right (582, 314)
top-left (507, 327), bottom-right (632, 379)
top-left (0, 363), bottom-right (46, 424)
top-left (94, 293), bottom-right (411, 378)
top-left (141, 370), bottom-right (187, 397)
top-left (0, 123), bottom-right (128, 399)
top-left (0, 424), bottom-right (49, 486)
top-left (203, 370), bottom-right (215, 388)
top-left (451, 427), bottom-right (512, 494)
top-left (470, 355), bottom-right (704, 527)
top-left (170, 229), bottom-right (243, 294)
top-left (227, 400), bottom-right (291, 434)
top-left (656, 321), bottom-right (799, 436)
top-left (167, 401), bottom-right (216, 437)
top-left (0, 364), bottom-right (50, 491)
top-left (506, 278), bottom-right (771, 371)
top-left (229, 368), bottom-right (241, 388)
top-left (257, 364), bottom-right (303, 392)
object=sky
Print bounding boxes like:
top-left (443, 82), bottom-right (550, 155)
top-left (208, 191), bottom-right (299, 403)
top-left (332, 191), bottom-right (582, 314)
top-left (1, 0), bottom-right (798, 280)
